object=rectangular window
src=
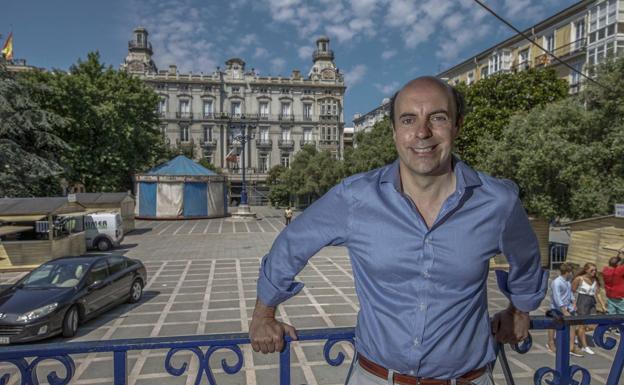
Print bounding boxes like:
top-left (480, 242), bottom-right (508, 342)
top-left (575, 20), bottom-right (585, 49)
top-left (203, 100), bottom-right (213, 117)
top-left (203, 125), bottom-right (212, 142)
top-left (260, 127), bottom-right (269, 141)
top-left (179, 100), bottom-right (190, 115)
top-left (281, 128), bottom-right (291, 141)
top-left (159, 98), bottom-right (167, 114)
top-left (467, 71), bottom-right (474, 84)
top-left (204, 153), bottom-right (213, 165)
top-left (570, 62), bottom-right (583, 85)
top-left (518, 49), bottom-right (529, 70)
top-left (303, 128), bottom-right (313, 141)
top-left (180, 125), bottom-right (189, 142)
top-left (231, 101), bottom-right (241, 116)
top-left (303, 103), bottom-right (313, 120)
top-left (281, 102), bottom-right (291, 117)
top-left (259, 101), bottom-right (269, 117)
top-left (280, 155), bottom-right (290, 168)
top-left (258, 154), bottom-right (269, 173)
top-left (545, 33), bottom-right (555, 52)
top-left (607, 40), bottom-right (615, 56)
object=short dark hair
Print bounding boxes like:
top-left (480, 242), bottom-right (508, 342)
top-left (609, 256), bottom-right (621, 267)
top-left (388, 79), bottom-right (466, 128)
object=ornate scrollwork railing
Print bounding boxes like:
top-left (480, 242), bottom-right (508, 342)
top-left (0, 320), bottom-right (622, 385)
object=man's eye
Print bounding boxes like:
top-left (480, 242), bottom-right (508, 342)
top-left (430, 115), bottom-right (449, 122)
top-left (401, 118), bottom-right (414, 125)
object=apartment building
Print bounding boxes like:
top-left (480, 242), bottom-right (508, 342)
top-left (438, 0), bottom-right (624, 93)
top-left (121, 28), bottom-right (345, 203)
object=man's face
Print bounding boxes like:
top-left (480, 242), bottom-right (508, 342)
top-left (392, 81), bottom-right (459, 178)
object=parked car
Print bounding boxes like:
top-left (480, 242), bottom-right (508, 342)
top-left (85, 212), bottom-right (124, 251)
top-left (0, 254), bottom-right (146, 344)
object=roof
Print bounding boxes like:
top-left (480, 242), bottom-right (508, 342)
top-left (0, 197), bottom-right (86, 216)
top-left (75, 192), bottom-right (132, 205)
top-left (143, 155), bottom-right (218, 176)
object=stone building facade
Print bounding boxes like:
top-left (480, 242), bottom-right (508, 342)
top-left (122, 27), bottom-right (345, 203)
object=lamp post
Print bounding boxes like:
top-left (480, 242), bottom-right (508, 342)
top-left (230, 119), bottom-right (256, 218)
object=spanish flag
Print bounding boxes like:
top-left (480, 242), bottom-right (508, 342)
top-left (2, 32), bottom-right (13, 61)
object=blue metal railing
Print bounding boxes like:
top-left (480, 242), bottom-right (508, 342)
top-left (0, 318), bottom-right (622, 385)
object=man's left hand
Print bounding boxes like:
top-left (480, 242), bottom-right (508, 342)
top-left (491, 304), bottom-right (530, 344)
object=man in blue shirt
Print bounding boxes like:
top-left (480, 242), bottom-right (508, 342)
top-left (546, 262), bottom-right (583, 356)
top-left (250, 77), bottom-right (548, 384)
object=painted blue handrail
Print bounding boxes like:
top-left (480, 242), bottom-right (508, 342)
top-left (0, 318), bottom-right (622, 385)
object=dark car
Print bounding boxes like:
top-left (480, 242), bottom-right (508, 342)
top-left (0, 254), bottom-right (147, 344)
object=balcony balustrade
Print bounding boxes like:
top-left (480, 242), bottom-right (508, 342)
top-left (255, 139), bottom-right (273, 149)
top-left (200, 139), bottom-right (217, 148)
top-left (1, 312), bottom-right (623, 385)
top-left (278, 139), bottom-right (295, 149)
top-left (300, 139), bottom-right (316, 147)
top-left (176, 112), bottom-right (193, 120)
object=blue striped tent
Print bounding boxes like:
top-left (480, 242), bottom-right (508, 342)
top-left (134, 156), bottom-right (227, 219)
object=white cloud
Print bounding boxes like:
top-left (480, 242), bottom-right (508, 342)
top-left (254, 47), bottom-right (269, 59)
top-left (381, 50), bottom-right (396, 60)
top-left (298, 46), bottom-right (314, 60)
top-left (344, 64), bottom-right (367, 86)
top-left (270, 58), bottom-right (287, 74)
top-left (326, 24), bottom-right (356, 43)
top-left (374, 81), bottom-right (400, 96)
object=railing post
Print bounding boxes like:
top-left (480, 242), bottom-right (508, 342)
top-left (113, 350), bottom-right (127, 385)
top-left (555, 324), bottom-right (571, 385)
top-left (280, 341), bottom-right (291, 385)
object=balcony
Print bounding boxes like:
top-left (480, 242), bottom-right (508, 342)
top-left (128, 40), bottom-right (153, 52)
top-left (278, 114), bottom-right (294, 122)
top-left (176, 112), bottom-right (193, 120)
top-left (319, 114), bottom-right (339, 122)
top-left (255, 139), bottom-right (273, 149)
top-left (313, 49), bottom-right (335, 61)
top-left (1, 313), bottom-right (623, 385)
top-left (200, 139), bottom-right (217, 148)
top-left (258, 113), bottom-right (270, 121)
top-left (303, 115), bottom-right (313, 121)
top-left (200, 112), bottom-right (214, 120)
top-left (300, 139), bottom-right (316, 147)
top-left (319, 139), bottom-right (339, 147)
top-left (278, 139), bottom-right (295, 149)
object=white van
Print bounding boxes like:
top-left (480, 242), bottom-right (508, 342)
top-left (84, 212), bottom-right (124, 251)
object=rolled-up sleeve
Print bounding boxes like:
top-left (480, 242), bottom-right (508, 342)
top-left (257, 180), bottom-right (351, 307)
top-left (496, 195), bottom-right (548, 313)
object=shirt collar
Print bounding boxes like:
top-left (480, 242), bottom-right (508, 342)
top-left (380, 156), bottom-right (482, 192)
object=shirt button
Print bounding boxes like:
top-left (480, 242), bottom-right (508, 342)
top-left (413, 338), bottom-right (420, 346)
top-left (423, 271), bottom-right (430, 279)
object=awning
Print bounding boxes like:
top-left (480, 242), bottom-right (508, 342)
top-left (0, 225), bottom-right (33, 236)
top-left (0, 214), bottom-right (46, 223)
top-left (57, 212), bottom-right (86, 218)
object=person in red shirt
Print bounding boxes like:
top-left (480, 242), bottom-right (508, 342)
top-left (602, 252), bottom-right (624, 316)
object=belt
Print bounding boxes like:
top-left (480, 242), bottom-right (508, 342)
top-left (358, 354), bottom-right (487, 385)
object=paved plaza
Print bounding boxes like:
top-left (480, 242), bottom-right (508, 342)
top-left (0, 206), bottom-right (620, 385)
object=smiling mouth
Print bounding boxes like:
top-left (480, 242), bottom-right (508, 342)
top-left (409, 144), bottom-right (437, 153)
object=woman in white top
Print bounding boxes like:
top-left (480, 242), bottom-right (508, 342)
top-left (572, 263), bottom-right (607, 355)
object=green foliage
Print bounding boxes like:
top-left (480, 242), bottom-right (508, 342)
top-left (22, 52), bottom-right (169, 192)
top-left (197, 158), bottom-right (222, 174)
top-left (0, 64), bottom-right (68, 197)
top-left (486, 58), bottom-right (624, 219)
top-left (457, 68), bottom-right (568, 170)
top-left (343, 117), bottom-right (396, 174)
top-left (266, 164), bottom-right (287, 185)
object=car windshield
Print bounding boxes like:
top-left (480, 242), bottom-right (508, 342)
top-left (20, 260), bottom-right (91, 288)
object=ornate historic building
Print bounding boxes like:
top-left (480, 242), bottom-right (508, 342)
top-left (122, 28), bottom-right (345, 204)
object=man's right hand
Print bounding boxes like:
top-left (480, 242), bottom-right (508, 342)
top-left (249, 299), bottom-right (298, 354)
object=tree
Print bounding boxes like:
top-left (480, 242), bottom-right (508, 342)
top-left (0, 64), bottom-right (68, 197)
top-left (22, 52), bottom-right (170, 192)
top-left (197, 158), bottom-right (223, 174)
top-left (456, 68), bottom-right (569, 170)
top-left (344, 117), bottom-right (396, 175)
top-left (485, 58), bottom-right (624, 220)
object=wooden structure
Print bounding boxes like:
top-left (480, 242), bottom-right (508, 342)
top-left (565, 215), bottom-right (624, 269)
top-left (75, 192), bottom-right (136, 233)
top-left (490, 217), bottom-right (550, 269)
top-left (0, 197), bottom-right (87, 268)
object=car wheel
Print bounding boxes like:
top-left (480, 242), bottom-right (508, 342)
top-left (128, 279), bottom-right (143, 303)
top-left (62, 306), bottom-right (79, 338)
top-left (96, 238), bottom-right (112, 252)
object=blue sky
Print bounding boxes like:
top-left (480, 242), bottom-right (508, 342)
top-left (2, 0), bottom-right (575, 124)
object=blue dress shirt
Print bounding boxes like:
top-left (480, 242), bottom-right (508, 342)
top-left (257, 158), bottom-right (548, 379)
top-left (551, 275), bottom-right (575, 312)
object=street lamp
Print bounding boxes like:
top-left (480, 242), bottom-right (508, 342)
top-left (229, 119), bottom-right (257, 217)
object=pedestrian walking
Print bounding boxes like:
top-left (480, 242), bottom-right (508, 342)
top-left (284, 207), bottom-right (293, 226)
top-left (547, 263), bottom-right (584, 357)
top-left (572, 262), bottom-right (606, 355)
top-left (603, 253), bottom-right (624, 318)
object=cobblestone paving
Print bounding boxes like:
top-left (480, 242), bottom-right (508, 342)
top-left (0, 206), bottom-right (620, 385)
